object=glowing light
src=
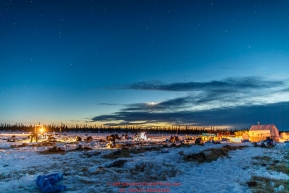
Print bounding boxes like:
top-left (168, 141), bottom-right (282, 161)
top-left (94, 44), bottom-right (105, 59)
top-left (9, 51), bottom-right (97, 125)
top-left (227, 137), bottom-right (242, 143)
top-left (147, 102), bottom-right (157, 106)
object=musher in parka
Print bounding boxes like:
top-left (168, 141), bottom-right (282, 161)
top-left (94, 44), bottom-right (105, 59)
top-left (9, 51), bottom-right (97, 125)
top-left (30, 132), bottom-right (38, 142)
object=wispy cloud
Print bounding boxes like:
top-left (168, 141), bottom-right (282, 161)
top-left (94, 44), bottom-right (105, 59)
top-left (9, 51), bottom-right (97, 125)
top-left (119, 77), bottom-right (283, 92)
top-left (280, 87), bottom-right (289, 93)
top-left (96, 103), bottom-right (125, 106)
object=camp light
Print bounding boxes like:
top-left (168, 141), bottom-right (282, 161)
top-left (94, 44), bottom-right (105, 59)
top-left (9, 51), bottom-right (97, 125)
top-left (139, 132), bottom-right (148, 140)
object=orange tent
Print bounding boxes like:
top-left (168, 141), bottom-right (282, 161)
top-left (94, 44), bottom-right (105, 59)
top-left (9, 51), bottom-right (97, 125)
top-left (249, 124), bottom-right (280, 142)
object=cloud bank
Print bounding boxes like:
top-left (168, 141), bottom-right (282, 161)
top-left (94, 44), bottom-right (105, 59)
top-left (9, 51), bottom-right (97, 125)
top-left (92, 102), bottom-right (289, 129)
top-left (93, 77), bottom-right (289, 130)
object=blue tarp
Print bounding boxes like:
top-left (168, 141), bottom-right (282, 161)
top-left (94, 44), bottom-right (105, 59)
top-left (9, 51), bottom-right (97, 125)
top-left (36, 173), bottom-right (66, 193)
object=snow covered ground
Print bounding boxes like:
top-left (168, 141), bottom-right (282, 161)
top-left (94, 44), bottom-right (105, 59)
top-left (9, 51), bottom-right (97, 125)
top-left (0, 132), bottom-right (288, 193)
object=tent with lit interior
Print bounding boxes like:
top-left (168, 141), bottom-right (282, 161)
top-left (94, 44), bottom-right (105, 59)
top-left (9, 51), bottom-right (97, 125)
top-left (249, 124), bottom-right (280, 142)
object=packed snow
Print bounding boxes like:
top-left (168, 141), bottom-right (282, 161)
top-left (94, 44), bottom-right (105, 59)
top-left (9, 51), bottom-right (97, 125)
top-left (0, 132), bottom-right (288, 193)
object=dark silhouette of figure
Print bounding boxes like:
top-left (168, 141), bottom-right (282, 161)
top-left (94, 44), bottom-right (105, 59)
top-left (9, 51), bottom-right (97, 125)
top-left (106, 134), bottom-right (121, 148)
top-left (30, 133), bottom-right (38, 142)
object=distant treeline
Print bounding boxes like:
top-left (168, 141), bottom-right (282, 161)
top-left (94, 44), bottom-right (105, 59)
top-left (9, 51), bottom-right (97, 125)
top-left (0, 123), bottom-right (248, 135)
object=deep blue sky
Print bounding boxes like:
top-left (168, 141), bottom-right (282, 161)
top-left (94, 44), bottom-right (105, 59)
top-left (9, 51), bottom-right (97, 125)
top-left (0, 0), bottom-right (288, 130)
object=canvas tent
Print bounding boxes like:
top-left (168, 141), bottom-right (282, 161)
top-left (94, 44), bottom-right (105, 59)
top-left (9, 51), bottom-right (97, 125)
top-left (242, 133), bottom-right (249, 140)
top-left (249, 124), bottom-right (280, 142)
top-left (280, 132), bottom-right (288, 140)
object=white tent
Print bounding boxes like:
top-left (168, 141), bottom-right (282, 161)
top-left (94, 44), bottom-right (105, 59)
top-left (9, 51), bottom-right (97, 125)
top-left (249, 124), bottom-right (280, 142)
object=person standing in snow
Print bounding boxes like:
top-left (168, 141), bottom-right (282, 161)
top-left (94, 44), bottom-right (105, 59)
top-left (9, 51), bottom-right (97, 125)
top-left (30, 132), bottom-right (38, 142)
top-left (106, 134), bottom-right (120, 148)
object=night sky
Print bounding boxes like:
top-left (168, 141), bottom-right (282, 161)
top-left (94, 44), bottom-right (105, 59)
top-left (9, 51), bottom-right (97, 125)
top-left (1, 0), bottom-right (289, 130)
